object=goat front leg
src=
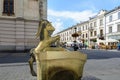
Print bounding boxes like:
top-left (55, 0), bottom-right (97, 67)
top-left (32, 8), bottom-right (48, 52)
top-left (28, 55), bottom-right (37, 76)
top-left (51, 35), bottom-right (60, 43)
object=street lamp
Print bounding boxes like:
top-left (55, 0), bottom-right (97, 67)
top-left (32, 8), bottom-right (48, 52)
top-left (72, 27), bottom-right (79, 42)
top-left (71, 27), bottom-right (79, 51)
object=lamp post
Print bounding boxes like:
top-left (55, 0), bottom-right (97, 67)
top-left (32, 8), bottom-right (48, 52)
top-left (72, 27), bottom-right (79, 51)
top-left (74, 27), bottom-right (77, 42)
top-left (72, 27), bottom-right (79, 42)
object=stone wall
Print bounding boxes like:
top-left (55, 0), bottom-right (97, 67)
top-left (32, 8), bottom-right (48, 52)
top-left (0, 0), bottom-right (47, 51)
top-left (0, 18), bottom-right (39, 51)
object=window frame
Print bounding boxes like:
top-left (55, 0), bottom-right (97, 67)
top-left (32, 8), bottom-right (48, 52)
top-left (109, 26), bottom-right (112, 33)
top-left (90, 31), bottom-right (93, 37)
top-left (100, 29), bottom-right (103, 36)
top-left (94, 31), bottom-right (97, 36)
top-left (109, 15), bottom-right (112, 22)
top-left (3, 0), bottom-right (14, 16)
top-left (94, 22), bottom-right (96, 27)
top-left (118, 12), bottom-right (120, 19)
top-left (117, 24), bottom-right (120, 32)
top-left (100, 19), bottom-right (103, 26)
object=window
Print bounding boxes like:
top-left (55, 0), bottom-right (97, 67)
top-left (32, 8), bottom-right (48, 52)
top-left (83, 26), bottom-right (84, 30)
top-left (90, 32), bottom-right (93, 37)
top-left (3, 0), bottom-right (14, 16)
top-left (94, 31), bottom-right (97, 36)
top-left (90, 23), bottom-right (92, 27)
top-left (117, 24), bottom-right (120, 32)
top-left (94, 22), bottom-right (96, 27)
top-left (86, 25), bottom-right (87, 30)
top-left (109, 15), bottom-right (112, 22)
top-left (109, 26), bottom-right (112, 33)
top-left (118, 12), bottom-right (120, 19)
top-left (100, 19), bottom-right (103, 26)
top-left (86, 33), bottom-right (88, 38)
top-left (79, 27), bottom-right (81, 31)
top-left (83, 34), bottom-right (84, 38)
top-left (100, 29), bottom-right (103, 36)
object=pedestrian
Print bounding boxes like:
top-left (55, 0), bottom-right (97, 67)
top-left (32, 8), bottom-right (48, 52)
top-left (73, 44), bottom-right (78, 51)
top-left (79, 43), bottom-right (83, 49)
top-left (84, 44), bottom-right (87, 49)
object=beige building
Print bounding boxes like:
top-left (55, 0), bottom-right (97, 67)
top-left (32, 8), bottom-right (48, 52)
top-left (88, 10), bottom-right (107, 45)
top-left (76, 21), bottom-right (89, 44)
top-left (56, 10), bottom-right (107, 47)
top-left (0, 0), bottom-right (47, 50)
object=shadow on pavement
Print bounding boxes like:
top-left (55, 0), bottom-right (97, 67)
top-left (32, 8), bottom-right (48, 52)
top-left (0, 50), bottom-right (30, 64)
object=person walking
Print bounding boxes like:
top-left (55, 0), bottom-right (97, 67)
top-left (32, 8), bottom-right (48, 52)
top-left (79, 43), bottom-right (83, 49)
top-left (73, 44), bottom-right (78, 51)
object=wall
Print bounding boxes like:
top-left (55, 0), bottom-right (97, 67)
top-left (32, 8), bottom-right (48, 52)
top-left (0, 18), bottom-right (39, 50)
top-left (0, 0), bottom-right (47, 50)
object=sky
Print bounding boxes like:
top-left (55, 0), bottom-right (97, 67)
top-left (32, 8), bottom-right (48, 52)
top-left (47, 0), bottom-right (120, 34)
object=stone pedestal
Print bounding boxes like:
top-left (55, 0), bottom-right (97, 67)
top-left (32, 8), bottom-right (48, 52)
top-left (35, 51), bottom-right (87, 80)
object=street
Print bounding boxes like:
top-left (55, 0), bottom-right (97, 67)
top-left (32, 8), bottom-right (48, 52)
top-left (67, 47), bottom-right (120, 80)
top-left (0, 51), bottom-right (30, 63)
top-left (0, 49), bottom-right (120, 80)
top-left (67, 47), bottom-right (120, 59)
top-left (80, 49), bottom-right (120, 80)
top-left (79, 49), bottom-right (120, 59)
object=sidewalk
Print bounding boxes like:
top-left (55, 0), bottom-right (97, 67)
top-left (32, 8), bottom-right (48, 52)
top-left (66, 46), bottom-right (120, 52)
top-left (0, 58), bottom-right (120, 80)
top-left (83, 58), bottom-right (120, 80)
top-left (0, 63), bottom-right (37, 80)
top-left (85, 48), bottom-right (120, 52)
top-left (0, 50), bottom-right (120, 80)
top-left (0, 62), bottom-right (100, 80)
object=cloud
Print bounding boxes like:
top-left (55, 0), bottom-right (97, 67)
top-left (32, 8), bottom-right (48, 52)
top-left (48, 9), bottom-right (97, 22)
top-left (52, 19), bottom-right (64, 34)
top-left (48, 9), bottom-right (97, 34)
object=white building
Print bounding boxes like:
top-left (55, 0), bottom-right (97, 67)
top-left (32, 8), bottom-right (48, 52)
top-left (88, 10), bottom-right (107, 45)
top-left (105, 6), bottom-right (120, 42)
top-left (55, 6), bottom-right (120, 48)
top-left (0, 0), bottom-right (47, 51)
top-left (56, 10), bottom-right (107, 47)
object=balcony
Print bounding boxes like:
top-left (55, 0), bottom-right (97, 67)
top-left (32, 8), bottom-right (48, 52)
top-left (98, 34), bottom-right (105, 40)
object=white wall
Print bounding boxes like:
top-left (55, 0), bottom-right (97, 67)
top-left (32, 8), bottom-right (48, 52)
top-left (106, 10), bottom-right (120, 34)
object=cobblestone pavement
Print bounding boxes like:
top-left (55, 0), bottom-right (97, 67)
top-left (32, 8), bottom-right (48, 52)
top-left (0, 51), bottom-right (101, 80)
top-left (0, 52), bottom-right (29, 63)
top-left (0, 63), bottom-right (37, 80)
top-left (0, 62), bottom-right (101, 80)
top-left (0, 50), bottom-right (120, 80)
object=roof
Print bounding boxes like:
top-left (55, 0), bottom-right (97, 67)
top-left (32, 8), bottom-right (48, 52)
top-left (105, 6), bottom-right (120, 15)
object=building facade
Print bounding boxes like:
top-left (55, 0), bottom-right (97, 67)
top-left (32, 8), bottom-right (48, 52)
top-left (56, 7), bottom-right (120, 47)
top-left (105, 6), bottom-right (120, 41)
top-left (88, 10), bottom-right (106, 45)
top-left (0, 0), bottom-right (47, 50)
